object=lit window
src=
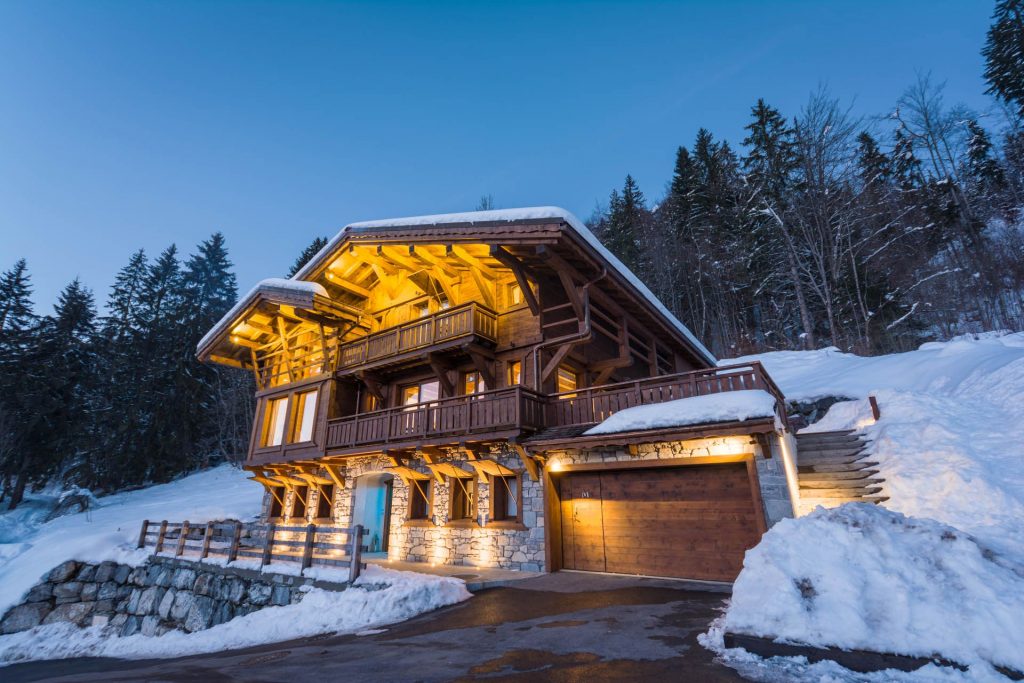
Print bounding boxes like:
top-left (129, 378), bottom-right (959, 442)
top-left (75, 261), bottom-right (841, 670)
top-left (491, 474), bottom-right (519, 522)
top-left (507, 361), bottom-right (522, 386)
top-left (292, 390), bottom-right (318, 442)
top-left (409, 480), bottom-right (431, 520)
top-left (438, 295), bottom-right (451, 310)
top-left (292, 485), bottom-right (309, 520)
top-left (263, 397), bottom-right (289, 446)
top-left (557, 366), bottom-right (578, 398)
top-left (449, 475), bottom-right (476, 522)
top-left (464, 371), bottom-right (486, 395)
top-left (508, 283), bottom-right (522, 307)
top-left (416, 301), bottom-right (430, 318)
top-left (402, 380), bottom-right (440, 407)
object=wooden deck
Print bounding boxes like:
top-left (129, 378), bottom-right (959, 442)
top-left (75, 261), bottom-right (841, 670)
top-left (324, 362), bottom-right (786, 453)
top-left (337, 302), bottom-right (498, 372)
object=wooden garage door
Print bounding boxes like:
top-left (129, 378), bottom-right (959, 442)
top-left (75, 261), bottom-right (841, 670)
top-left (558, 464), bottom-right (763, 581)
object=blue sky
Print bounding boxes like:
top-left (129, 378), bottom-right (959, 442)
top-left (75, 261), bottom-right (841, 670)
top-left (0, 1), bottom-right (996, 311)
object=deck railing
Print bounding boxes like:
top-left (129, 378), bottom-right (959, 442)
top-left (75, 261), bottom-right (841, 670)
top-left (326, 386), bottom-right (547, 449)
top-left (322, 362), bottom-right (786, 451)
top-left (546, 361), bottom-right (789, 430)
top-left (137, 519), bottom-right (366, 582)
top-left (338, 302), bottom-right (498, 370)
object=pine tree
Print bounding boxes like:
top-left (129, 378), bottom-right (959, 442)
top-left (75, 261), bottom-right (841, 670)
top-left (856, 132), bottom-right (892, 187)
top-left (983, 0), bottom-right (1024, 118)
top-left (964, 119), bottom-right (1007, 203)
top-left (0, 260), bottom-right (35, 506)
top-left (104, 249), bottom-right (148, 343)
top-left (602, 175), bottom-right (647, 272)
top-left (287, 237), bottom-right (329, 277)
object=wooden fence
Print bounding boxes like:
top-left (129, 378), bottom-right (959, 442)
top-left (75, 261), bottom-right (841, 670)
top-left (137, 520), bottom-right (366, 582)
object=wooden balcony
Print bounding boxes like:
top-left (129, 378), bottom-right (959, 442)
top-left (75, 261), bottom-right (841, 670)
top-left (545, 362), bottom-right (789, 430)
top-left (326, 386), bottom-right (547, 452)
top-left (337, 302), bottom-right (498, 372)
top-left (322, 362), bottom-right (787, 455)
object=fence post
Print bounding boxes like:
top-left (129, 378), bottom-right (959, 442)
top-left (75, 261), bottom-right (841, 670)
top-left (348, 524), bottom-right (364, 583)
top-left (137, 520), bottom-right (150, 549)
top-left (261, 522), bottom-right (276, 567)
top-left (201, 521), bottom-right (214, 560)
top-left (302, 523), bottom-right (316, 570)
top-left (175, 521), bottom-right (190, 557)
top-left (228, 521), bottom-right (242, 563)
top-left (869, 395), bottom-right (881, 421)
top-left (155, 520), bottom-right (169, 553)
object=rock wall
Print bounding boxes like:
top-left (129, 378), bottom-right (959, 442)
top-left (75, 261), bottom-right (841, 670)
top-left (0, 556), bottom-right (346, 637)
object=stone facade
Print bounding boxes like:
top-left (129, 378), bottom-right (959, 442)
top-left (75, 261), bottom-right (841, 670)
top-left (259, 431), bottom-right (796, 576)
top-left (0, 556), bottom-right (349, 637)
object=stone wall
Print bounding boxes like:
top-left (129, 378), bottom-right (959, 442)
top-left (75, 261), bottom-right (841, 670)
top-left (0, 556), bottom-right (345, 637)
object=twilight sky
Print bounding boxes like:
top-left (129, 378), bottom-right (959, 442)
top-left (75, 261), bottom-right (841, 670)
top-left (0, 0), bottom-right (996, 311)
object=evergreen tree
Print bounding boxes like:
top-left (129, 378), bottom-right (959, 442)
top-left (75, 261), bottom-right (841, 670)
top-left (856, 132), bottom-right (892, 187)
top-left (983, 0), bottom-right (1024, 117)
top-left (0, 260), bottom-right (36, 506)
top-left (602, 175), bottom-right (647, 271)
top-left (964, 119), bottom-right (1007, 202)
top-left (104, 249), bottom-right (148, 343)
top-left (287, 237), bottom-right (329, 277)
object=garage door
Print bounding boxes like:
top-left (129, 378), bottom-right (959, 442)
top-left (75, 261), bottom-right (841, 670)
top-left (558, 464), bottom-right (764, 582)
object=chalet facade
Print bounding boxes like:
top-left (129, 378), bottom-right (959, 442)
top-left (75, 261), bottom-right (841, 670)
top-left (198, 207), bottom-right (799, 582)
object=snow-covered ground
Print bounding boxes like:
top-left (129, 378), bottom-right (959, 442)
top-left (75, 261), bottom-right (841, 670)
top-left (709, 332), bottom-right (1024, 681)
top-left (583, 389), bottom-right (778, 435)
top-left (0, 466), bottom-right (470, 665)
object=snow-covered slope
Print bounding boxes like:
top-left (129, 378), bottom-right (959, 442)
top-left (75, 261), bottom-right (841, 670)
top-left (711, 332), bottom-right (1024, 679)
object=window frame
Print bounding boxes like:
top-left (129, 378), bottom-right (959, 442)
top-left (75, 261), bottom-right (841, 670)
top-left (447, 474), bottom-right (478, 526)
top-left (262, 396), bottom-right (289, 447)
top-left (314, 483), bottom-right (335, 522)
top-left (290, 389), bottom-right (319, 444)
top-left (507, 360), bottom-right (522, 387)
top-left (488, 472), bottom-right (525, 528)
top-left (406, 478), bottom-right (433, 525)
top-left (267, 486), bottom-right (285, 520)
top-left (556, 365), bottom-right (579, 398)
top-left (291, 485), bottom-right (310, 521)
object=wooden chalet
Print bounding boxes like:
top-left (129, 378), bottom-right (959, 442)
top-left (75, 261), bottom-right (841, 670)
top-left (198, 207), bottom-right (799, 582)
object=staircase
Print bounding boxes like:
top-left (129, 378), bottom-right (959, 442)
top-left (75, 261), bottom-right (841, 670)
top-left (796, 430), bottom-right (888, 516)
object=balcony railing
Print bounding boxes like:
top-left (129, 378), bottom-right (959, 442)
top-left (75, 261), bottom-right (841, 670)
top-left (326, 386), bottom-right (547, 450)
top-left (545, 361), bottom-right (788, 430)
top-left (322, 362), bottom-right (787, 453)
top-left (337, 302), bottom-right (498, 371)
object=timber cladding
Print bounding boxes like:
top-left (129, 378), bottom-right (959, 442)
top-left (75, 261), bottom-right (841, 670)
top-left (552, 457), bottom-right (766, 582)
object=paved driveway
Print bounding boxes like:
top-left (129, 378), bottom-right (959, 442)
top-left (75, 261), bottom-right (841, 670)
top-left (6, 572), bottom-right (746, 682)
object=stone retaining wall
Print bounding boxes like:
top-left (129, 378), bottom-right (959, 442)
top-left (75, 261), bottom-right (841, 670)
top-left (0, 556), bottom-right (348, 637)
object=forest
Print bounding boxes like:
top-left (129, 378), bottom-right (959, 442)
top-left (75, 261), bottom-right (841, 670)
top-left (0, 1), bottom-right (1022, 506)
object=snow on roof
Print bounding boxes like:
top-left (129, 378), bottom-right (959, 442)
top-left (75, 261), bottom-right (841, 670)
top-left (291, 206), bottom-right (716, 365)
top-left (582, 389), bottom-right (777, 436)
top-left (196, 278), bottom-right (328, 355)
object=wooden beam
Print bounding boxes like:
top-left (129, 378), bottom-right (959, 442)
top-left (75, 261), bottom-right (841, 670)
top-left (356, 371), bottom-right (386, 403)
top-left (510, 444), bottom-right (540, 481)
top-left (209, 354), bottom-right (248, 369)
top-left (469, 267), bottom-right (495, 309)
top-left (541, 342), bottom-right (576, 383)
top-left (325, 271), bottom-right (371, 298)
top-left (466, 347), bottom-right (496, 390)
top-left (409, 245), bottom-right (457, 278)
top-left (378, 245), bottom-right (423, 273)
top-left (489, 245), bottom-right (539, 315)
top-left (427, 353), bottom-right (455, 397)
top-left (537, 246), bottom-right (584, 321)
top-left (275, 317), bottom-right (297, 382)
top-left (323, 464), bottom-right (345, 489)
top-left (449, 244), bottom-right (497, 278)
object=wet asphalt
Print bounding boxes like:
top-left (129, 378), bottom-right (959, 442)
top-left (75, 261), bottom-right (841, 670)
top-left (4, 572), bottom-right (747, 682)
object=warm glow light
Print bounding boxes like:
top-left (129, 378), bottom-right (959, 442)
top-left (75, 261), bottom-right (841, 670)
top-left (776, 433), bottom-right (801, 517)
top-left (708, 436), bottom-right (750, 456)
top-left (547, 459), bottom-right (563, 473)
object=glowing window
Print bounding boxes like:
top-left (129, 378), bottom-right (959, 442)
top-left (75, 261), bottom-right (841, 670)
top-left (508, 283), bottom-right (522, 306)
top-left (292, 390), bottom-right (318, 443)
top-left (409, 480), bottom-right (431, 520)
top-left (263, 397), bottom-right (288, 446)
top-left (464, 371), bottom-right (486, 395)
top-left (507, 361), bottom-right (522, 386)
top-left (556, 366), bottom-right (578, 398)
top-left (491, 474), bottom-right (519, 521)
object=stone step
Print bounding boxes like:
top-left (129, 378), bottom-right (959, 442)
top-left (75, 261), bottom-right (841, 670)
top-left (798, 453), bottom-right (869, 467)
top-left (796, 432), bottom-right (864, 444)
top-left (798, 476), bottom-right (884, 490)
top-left (798, 469), bottom-right (881, 482)
top-left (797, 442), bottom-right (869, 454)
top-left (797, 429), bottom-right (856, 438)
top-left (798, 461), bottom-right (879, 473)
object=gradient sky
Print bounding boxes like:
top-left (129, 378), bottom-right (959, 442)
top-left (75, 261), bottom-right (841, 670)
top-left (0, 0), bottom-right (996, 311)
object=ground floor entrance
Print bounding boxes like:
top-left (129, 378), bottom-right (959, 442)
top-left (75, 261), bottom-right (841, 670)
top-left (556, 461), bottom-right (766, 582)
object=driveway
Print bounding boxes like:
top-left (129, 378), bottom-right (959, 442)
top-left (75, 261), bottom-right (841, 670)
top-left (5, 572), bottom-right (746, 682)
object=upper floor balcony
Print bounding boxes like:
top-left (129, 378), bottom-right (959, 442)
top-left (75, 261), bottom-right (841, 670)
top-left (337, 302), bottom-right (498, 373)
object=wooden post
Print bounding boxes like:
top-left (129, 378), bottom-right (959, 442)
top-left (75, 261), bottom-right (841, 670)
top-left (228, 521), bottom-right (242, 563)
top-left (155, 520), bottom-right (169, 553)
top-left (137, 520), bottom-right (150, 549)
top-left (201, 521), bottom-right (214, 559)
top-left (869, 395), bottom-right (881, 421)
top-left (261, 522), bottom-right (276, 567)
top-left (175, 520), bottom-right (190, 557)
top-left (348, 524), bottom-right (364, 583)
top-left (302, 523), bottom-right (316, 570)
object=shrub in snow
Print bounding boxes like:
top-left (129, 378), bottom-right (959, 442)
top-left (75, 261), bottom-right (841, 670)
top-left (723, 504), bottom-right (1024, 672)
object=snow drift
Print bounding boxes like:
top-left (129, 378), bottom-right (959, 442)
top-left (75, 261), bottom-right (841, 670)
top-left (724, 504), bottom-right (1024, 673)
top-left (583, 389), bottom-right (777, 435)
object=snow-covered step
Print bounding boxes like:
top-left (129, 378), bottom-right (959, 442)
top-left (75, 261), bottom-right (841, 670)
top-left (795, 428), bottom-right (886, 514)
top-left (798, 454), bottom-right (870, 467)
top-left (796, 433), bottom-right (863, 446)
top-left (798, 469), bottom-right (881, 483)
top-left (798, 461), bottom-right (879, 473)
top-left (798, 475), bottom-right (883, 489)
top-left (797, 443), bottom-right (868, 456)
top-left (798, 486), bottom-right (883, 498)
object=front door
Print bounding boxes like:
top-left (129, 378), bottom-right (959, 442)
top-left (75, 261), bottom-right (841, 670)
top-left (352, 473), bottom-right (395, 556)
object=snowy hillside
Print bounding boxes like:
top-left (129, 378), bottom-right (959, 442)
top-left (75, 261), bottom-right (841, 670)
top-left (712, 332), bottom-right (1024, 680)
top-left (0, 466), bottom-right (470, 665)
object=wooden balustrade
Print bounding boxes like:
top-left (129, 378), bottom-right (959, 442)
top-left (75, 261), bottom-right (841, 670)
top-left (137, 519), bottom-right (366, 580)
top-left (338, 302), bottom-right (497, 370)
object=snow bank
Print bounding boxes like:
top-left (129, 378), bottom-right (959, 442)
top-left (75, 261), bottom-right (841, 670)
top-left (722, 504), bottom-right (1024, 674)
top-left (583, 389), bottom-right (777, 435)
top-left (0, 465), bottom-right (261, 616)
top-left (0, 565), bottom-right (470, 664)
